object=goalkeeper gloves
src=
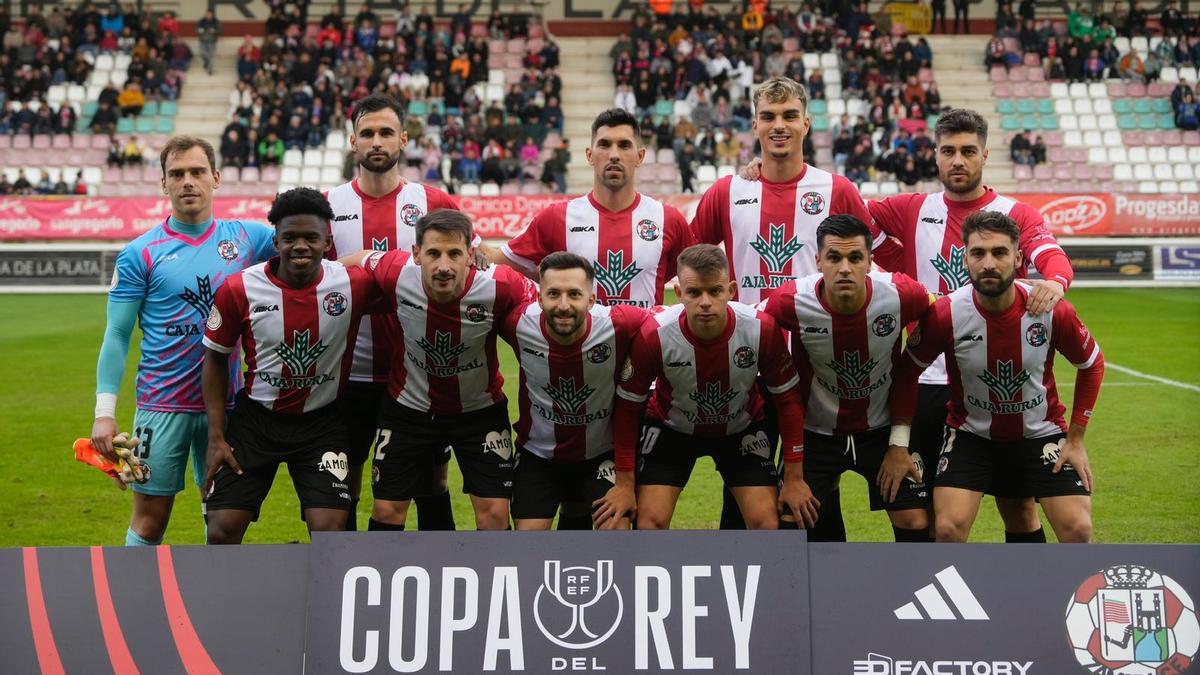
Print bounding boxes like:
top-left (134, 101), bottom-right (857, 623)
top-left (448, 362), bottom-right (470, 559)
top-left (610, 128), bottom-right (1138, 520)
top-left (73, 433), bottom-right (152, 490)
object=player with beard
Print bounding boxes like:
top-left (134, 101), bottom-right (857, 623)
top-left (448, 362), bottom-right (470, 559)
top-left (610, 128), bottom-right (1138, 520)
top-left (695, 77), bottom-right (899, 534)
top-left (613, 245), bottom-right (819, 531)
top-left (487, 108), bottom-right (691, 529)
top-left (201, 188), bottom-right (382, 543)
top-left (868, 109), bottom-right (1076, 543)
top-left (325, 94), bottom-right (461, 531)
top-left (500, 252), bottom-right (650, 530)
top-left (346, 210), bottom-right (537, 531)
top-left (889, 211), bottom-right (1102, 542)
top-left (91, 136), bottom-right (275, 546)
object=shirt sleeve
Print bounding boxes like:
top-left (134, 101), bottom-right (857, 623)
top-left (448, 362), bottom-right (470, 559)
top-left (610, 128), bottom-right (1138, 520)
top-left (108, 243), bottom-right (149, 303)
top-left (366, 250), bottom-right (406, 313)
top-left (496, 265), bottom-right (540, 316)
top-left (893, 273), bottom-right (935, 325)
top-left (247, 222), bottom-right (277, 263)
top-left (1051, 301), bottom-right (1103, 426)
top-left (201, 276), bottom-right (246, 354)
top-left (347, 265), bottom-right (386, 316)
top-left (891, 297), bottom-right (954, 420)
top-left (661, 204), bottom-right (694, 281)
top-left (613, 322), bottom-right (663, 472)
top-left (95, 298), bottom-right (141, 395)
top-left (760, 281), bottom-right (800, 332)
top-left (689, 176), bottom-right (730, 245)
top-left (758, 315), bottom-right (801, 395)
top-left (500, 203), bottom-right (563, 271)
top-left (1011, 202), bottom-right (1074, 289)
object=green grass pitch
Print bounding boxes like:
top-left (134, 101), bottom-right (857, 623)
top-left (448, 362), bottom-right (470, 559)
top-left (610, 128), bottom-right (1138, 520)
top-left (0, 288), bottom-right (1196, 546)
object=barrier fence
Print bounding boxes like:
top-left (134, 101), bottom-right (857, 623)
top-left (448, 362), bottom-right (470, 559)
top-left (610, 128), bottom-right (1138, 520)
top-left (2, 534), bottom-right (1197, 674)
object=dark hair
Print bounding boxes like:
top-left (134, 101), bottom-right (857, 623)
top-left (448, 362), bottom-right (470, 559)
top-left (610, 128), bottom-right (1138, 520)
top-left (415, 208), bottom-right (474, 247)
top-left (677, 244), bottom-right (729, 277)
top-left (159, 135), bottom-right (217, 174)
top-left (961, 210), bottom-right (1019, 246)
top-left (934, 108), bottom-right (989, 144)
top-left (591, 107), bottom-right (640, 140)
top-left (267, 187), bottom-right (334, 226)
top-left (539, 251), bottom-right (595, 283)
top-left (816, 214), bottom-right (873, 250)
top-left (350, 93), bottom-right (405, 130)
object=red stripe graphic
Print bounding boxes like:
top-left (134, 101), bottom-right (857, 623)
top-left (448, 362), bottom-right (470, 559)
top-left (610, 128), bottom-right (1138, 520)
top-left (90, 546), bottom-right (141, 675)
top-left (22, 547), bottom-right (65, 675)
top-left (156, 546), bottom-right (220, 675)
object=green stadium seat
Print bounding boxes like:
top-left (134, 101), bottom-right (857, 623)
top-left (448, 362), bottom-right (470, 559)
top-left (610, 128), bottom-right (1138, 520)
top-left (141, 101), bottom-right (159, 117)
top-left (156, 117), bottom-right (175, 133)
top-left (1001, 115), bottom-right (1021, 131)
top-left (1139, 114), bottom-right (1158, 130)
top-left (407, 100), bottom-right (427, 117)
top-left (1037, 99), bottom-right (1054, 114)
top-left (135, 117), bottom-right (154, 133)
top-left (1152, 99), bottom-right (1172, 114)
top-left (811, 115), bottom-right (829, 131)
top-left (1133, 99), bottom-right (1152, 114)
top-left (75, 118), bottom-right (90, 132)
top-left (998, 99), bottom-right (1017, 114)
top-left (159, 101), bottom-right (177, 117)
top-left (1040, 114), bottom-right (1059, 130)
top-left (655, 100), bottom-right (673, 117)
top-left (925, 114), bottom-right (939, 127)
top-left (808, 99), bottom-right (827, 115)
top-left (1022, 114), bottom-right (1041, 129)
top-left (1112, 99), bottom-right (1132, 114)
top-left (1016, 99), bottom-right (1034, 114)
top-left (82, 101), bottom-right (98, 117)
top-left (116, 117), bottom-right (134, 133)
top-left (1118, 114), bottom-right (1138, 129)
top-left (1159, 113), bottom-right (1176, 129)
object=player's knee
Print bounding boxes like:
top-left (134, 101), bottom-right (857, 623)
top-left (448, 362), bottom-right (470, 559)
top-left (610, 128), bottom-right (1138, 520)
top-left (473, 501), bottom-right (510, 530)
top-left (205, 518), bottom-right (244, 545)
top-left (371, 499), bottom-right (410, 525)
top-left (1057, 517), bottom-right (1093, 543)
top-left (934, 514), bottom-right (970, 542)
top-left (744, 509), bottom-right (779, 529)
top-left (636, 510), bottom-right (672, 530)
top-left (996, 497), bottom-right (1041, 531)
top-left (889, 508), bottom-right (930, 531)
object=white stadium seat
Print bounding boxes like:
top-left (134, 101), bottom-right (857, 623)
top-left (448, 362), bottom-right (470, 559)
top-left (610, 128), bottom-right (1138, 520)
top-left (95, 54), bottom-right (114, 72)
top-left (459, 183), bottom-right (481, 196)
top-left (859, 181), bottom-right (879, 196)
top-left (802, 53), bottom-right (820, 70)
top-left (303, 150), bottom-right (323, 167)
top-left (324, 131), bottom-right (346, 151)
top-left (1093, 98), bottom-right (1112, 115)
top-left (1173, 164), bottom-right (1194, 180)
top-left (1098, 114), bottom-right (1117, 131)
top-left (1054, 98), bottom-right (1074, 114)
top-left (879, 181), bottom-right (899, 194)
top-left (1138, 180), bottom-right (1158, 193)
top-left (1129, 147), bottom-right (1149, 163)
top-left (1059, 114), bottom-right (1078, 130)
top-left (280, 166), bottom-right (301, 184)
top-left (1050, 82), bottom-right (1069, 99)
top-left (1113, 164), bottom-right (1134, 181)
top-left (1180, 180), bottom-right (1199, 193)
top-left (322, 149), bottom-right (342, 167)
top-left (1148, 147), bottom-right (1168, 163)
top-left (1068, 83), bottom-right (1089, 98)
top-left (827, 99), bottom-right (846, 116)
top-left (1161, 67), bottom-right (1180, 84)
top-left (1158, 181), bottom-right (1179, 193)
top-left (1087, 146), bottom-right (1107, 163)
top-left (1079, 115), bottom-right (1098, 130)
top-left (1134, 164), bottom-right (1154, 180)
top-left (1189, 147), bottom-right (1200, 163)
top-left (696, 165), bottom-right (717, 183)
top-left (717, 165), bottom-right (735, 178)
top-left (1073, 99), bottom-right (1093, 114)
top-left (1108, 147), bottom-right (1129, 164)
top-left (820, 52), bottom-right (839, 68)
top-left (1087, 83), bottom-right (1107, 98)
top-left (1154, 163), bottom-right (1173, 180)
top-left (1168, 147), bottom-right (1187, 163)
top-left (1063, 130), bottom-right (1083, 147)
top-left (480, 183), bottom-right (500, 196)
top-left (1103, 130), bottom-right (1123, 147)
top-left (283, 149), bottom-right (303, 167)
top-left (300, 167), bottom-right (322, 185)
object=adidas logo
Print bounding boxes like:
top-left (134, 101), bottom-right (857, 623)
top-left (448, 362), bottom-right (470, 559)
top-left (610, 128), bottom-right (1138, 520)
top-left (893, 565), bottom-right (989, 621)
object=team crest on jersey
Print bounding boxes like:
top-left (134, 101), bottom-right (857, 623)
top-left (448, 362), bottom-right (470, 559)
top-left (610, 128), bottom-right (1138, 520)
top-left (873, 314), bottom-right (897, 337)
top-left (1026, 322), bottom-right (1047, 347)
top-left (205, 305), bottom-right (222, 330)
top-left (937, 455), bottom-right (949, 476)
top-left (931, 245), bottom-right (971, 290)
top-left (800, 191), bottom-right (825, 215)
top-left (636, 218), bottom-right (660, 242)
top-left (587, 343), bottom-right (612, 363)
top-left (322, 291), bottom-right (348, 316)
top-left (620, 356), bottom-right (634, 382)
top-left (466, 303), bottom-right (489, 322)
top-left (400, 203), bottom-right (423, 227)
top-left (734, 346), bottom-right (756, 368)
top-left (217, 239), bottom-right (238, 261)
top-left (366, 252), bottom-right (382, 270)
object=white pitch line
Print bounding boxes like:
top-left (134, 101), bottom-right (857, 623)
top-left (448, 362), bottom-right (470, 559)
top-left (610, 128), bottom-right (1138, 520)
top-left (1106, 363), bottom-right (1200, 393)
top-left (1059, 382), bottom-right (1157, 387)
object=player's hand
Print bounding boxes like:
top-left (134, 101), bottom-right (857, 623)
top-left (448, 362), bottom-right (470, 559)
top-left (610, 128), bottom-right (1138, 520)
top-left (778, 464), bottom-right (821, 528)
top-left (737, 157), bottom-right (763, 181)
top-left (877, 445), bottom-right (922, 504)
top-left (592, 483), bottom-right (636, 529)
top-left (473, 244), bottom-right (492, 270)
top-left (1026, 279), bottom-right (1064, 316)
top-left (202, 438), bottom-right (242, 500)
top-left (90, 417), bottom-right (120, 461)
top-left (1053, 437), bottom-right (1093, 493)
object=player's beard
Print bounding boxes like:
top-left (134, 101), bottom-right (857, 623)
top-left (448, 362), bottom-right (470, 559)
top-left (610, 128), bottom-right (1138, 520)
top-left (601, 163), bottom-right (628, 190)
top-left (358, 151), bottom-right (401, 174)
top-left (970, 268), bottom-right (1015, 297)
top-left (548, 310), bottom-right (585, 339)
top-left (942, 166), bottom-right (982, 195)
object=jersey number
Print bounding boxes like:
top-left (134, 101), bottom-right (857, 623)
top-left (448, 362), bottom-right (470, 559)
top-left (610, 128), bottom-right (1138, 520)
top-left (373, 428), bottom-right (393, 461)
top-left (132, 426), bottom-right (152, 460)
top-left (639, 426), bottom-right (661, 455)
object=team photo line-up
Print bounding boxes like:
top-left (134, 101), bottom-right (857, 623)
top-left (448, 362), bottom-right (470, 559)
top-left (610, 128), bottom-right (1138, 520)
top-left (88, 76), bottom-right (1103, 546)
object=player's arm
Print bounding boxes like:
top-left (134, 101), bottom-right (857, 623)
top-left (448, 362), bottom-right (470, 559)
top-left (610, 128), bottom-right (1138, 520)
top-left (200, 284), bottom-right (246, 496)
top-left (604, 328), bottom-right (662, 526)
top-left (835, 177), bottom-right (904, 272)
top-left (884, 301), bottom-right (950, 485)
top-left (1014, 204), bottom-right (1074, 315)
top-left (759, 322), bottom-right (820, 528)
top-left (489, 206), bottom-right (562, 279)
top-left (688, 177), bottom-right (730, 245)
top-left (1050, 302), bottom-right (1104, 492)
top-left (92, 297), bottom-right (141, 460)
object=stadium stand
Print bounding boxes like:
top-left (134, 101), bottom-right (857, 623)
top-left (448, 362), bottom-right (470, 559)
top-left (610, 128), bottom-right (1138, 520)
top-left (609, 3), bottom-right (945, 195)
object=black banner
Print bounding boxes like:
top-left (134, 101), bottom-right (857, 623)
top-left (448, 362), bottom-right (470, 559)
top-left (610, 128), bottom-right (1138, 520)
top-left (1061, 244), bottom-right (1153, 280)
top-left (0, 249), bottom-right (116, 286)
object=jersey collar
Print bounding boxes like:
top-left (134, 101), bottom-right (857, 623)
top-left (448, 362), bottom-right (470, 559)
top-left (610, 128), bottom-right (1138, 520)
top-left (163, 216), bottom-right (216, 246)
top-left (943, 187), bottom-right (997, 211)
top-left (351, 177), bottom-right (406, 201)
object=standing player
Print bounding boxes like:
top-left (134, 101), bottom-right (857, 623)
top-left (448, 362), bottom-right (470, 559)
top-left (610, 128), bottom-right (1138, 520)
top-left (90, 136), bottom-right (275, 546)
top-left (693, 76), bottom-right (896, 533)
top-left (351, 210), bottom-right (537, 531)
top-left (201, 188), bottom-right (382, 542)
top-left (889, 211), bottom-right (1102, 542)
top-left (761, 215), bottom-right (934, 541)
top-left (326, 93), bottom-right (461, 531)
top-left (500, 252), bottom-right (650, 530)
top-left (487, 107), bottom-right (692, 529)
top-left (868, 108), bottom-right (1076, 543)
top-left (613, 244), bottom-right (820, 530)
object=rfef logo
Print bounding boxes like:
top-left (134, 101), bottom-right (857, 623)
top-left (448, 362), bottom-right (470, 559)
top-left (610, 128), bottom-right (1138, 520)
top-left (534, 560), bottom-right (623, 649)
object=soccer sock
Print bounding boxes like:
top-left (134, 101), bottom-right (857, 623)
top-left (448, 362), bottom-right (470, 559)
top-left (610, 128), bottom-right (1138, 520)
top-left (367, 518), bottom-right (405, 532)
top-left (344, 499), bottom-right (359, 532)
top-left (415, 491), bottom-right (456, 531)
top-left (1005, 527), bottom-right (1047, 543)
top-left (778, 519), bottom-right (799, 530)
top-left (893, 526), bottom-right (934, 542)
top-left (125, 527), bottom-right (162, 547)
top-left (719, 487), bottom-right (746, 530)
top-left (806, 489), bottom-right (847, 542)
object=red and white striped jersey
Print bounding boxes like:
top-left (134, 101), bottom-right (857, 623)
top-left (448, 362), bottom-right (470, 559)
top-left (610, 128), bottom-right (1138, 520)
top-left (365, 249), bottom-right (537, 414)
top-left (325, 179), bottom-right (461, 383)
top-left (902, 283), bottom-right (1102, 441)
top-left (203, 259), bottom-right (380, 414)
top-left (501, 303), bottom-right (650, 462)
top-left (868, 189), bottom-right (1074, 385)
top-left (500, 192), bottom-right (693, 307)
top-left (691, 166), bottom-right (880, 305)
top-left (617, 302), bottom-right (799, 437)
top-left (763, 271), bottom-right (932, 435)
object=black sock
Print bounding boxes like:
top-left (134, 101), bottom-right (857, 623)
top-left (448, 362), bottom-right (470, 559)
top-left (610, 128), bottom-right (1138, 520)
top-left (367, 518), bottom-right (405, 531)
top-left (778, 519), bottom-right (800, 530)
top-left (806, 489), bottom-right (847, 542)
top-left (719, 487), bottom-right (746, 530)
top-left (557, 512), bottom-right (594, 530)
top-left (893, 526), bottom-right (934, 542)
top-left (1005, 527), bottom-right (1046, 543)
top-left (344, 499), bottom-right (358, 532)
top-left (415, 491), bottom-right (456, 531)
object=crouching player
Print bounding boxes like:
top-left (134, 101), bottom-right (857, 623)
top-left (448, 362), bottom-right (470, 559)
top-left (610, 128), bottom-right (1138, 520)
top-left (889, 211), bottom-right (1103, 543)
top-left (761, 215), bottom-right (935, 541)
top-left (613, 244), bottom-right (820, 530)
top-left (200, 188), bottom-right (382, 543)
top-left (501, 252), bottom-right (651, 530)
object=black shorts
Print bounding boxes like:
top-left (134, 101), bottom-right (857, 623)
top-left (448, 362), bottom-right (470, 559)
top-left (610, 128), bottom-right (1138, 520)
top-left (341, 381), bottom-right (453, 472)
top-left (510, 449), bottom-right (617, 522)
top-left (934, 429), bottom-right (1091, 499)
top-left (911, 383), bottom-right (950, 483)
top-left (803, 427), bottom-right (930, 512)
top-left (205, 393), bottom-right (353, 518)
top-left (373, 399), bottom-right (514, 501)
top-left (637, 420), bottom-right (779, 489)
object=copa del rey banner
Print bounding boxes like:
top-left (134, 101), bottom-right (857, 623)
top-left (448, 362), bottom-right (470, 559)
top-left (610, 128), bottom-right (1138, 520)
top-left (1, 193), bottom-right (1199, 241)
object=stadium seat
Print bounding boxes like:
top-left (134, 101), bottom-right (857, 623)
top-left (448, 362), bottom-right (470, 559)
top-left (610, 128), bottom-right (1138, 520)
top-left (322, 149), bottom-right (342, 167)
top-left (1173, 164), bottom-right (1194, 180)
top-left (1148, 147), bottom-right (1168, 163)
top-left (116, 118), bottom-right (134, 134)
top-left (1108, 147), bottom-right (1129, 163)
top-left (1168, 146), bottom-right (1187, 163)
top-left (82, 166), bottom-right (102, 186)
top-left (1087, 146), bottom-right (1107, 163)
top-left (1134, 164), bottom-right (1154, 180)
top-left (1112, 99), bottom-right (1132, 114)
top-left (1073, 99), bottom-right (1093, 114)
top-left (1039, 114), bottom-right (1059, 130)
top-left (283, 149), bottom-right (303, 167)
top-left (1182, 67), bottom-right (1199, 82)
top-left (811, 116), bottom-right (830, 131)
top-left (1087, 83), bottom-right (1107, 98)
top-left (1027, 67), bottom-right (1044, 82)
top-left (280, 166), bottom-right (301, 185)
top-left (1127, 83), bottom-right (1146, 97)
top-left (1189, 147), bottom-right (1200, 163)
top-left (1033, 164), bottom-right (1051, 181)
top-left (656, 148), bottom-right (675, 165)
top-left (1161, 67), bottom-right (1180, 84)
top-left (303, 151), bottom-right (323, 168)
top-left (1008, 67), bottom-right (1026, 83)
top-left (1163, 129), bottom-right (1183, 146)
top-left (1012, 99), bottom-right (1031, 115)
top-left (990, 67), bottom-right (1007, 83)
top-left (1063, 130), bottom-right (1083, 147)
top-left (993, 83), bottom-right (1011, 98)
top-left (459, 183), bottom-right (481, 196)
top-left (1154, 163), bottom-right (1173, 180)
top-left (1158, 181), bottom-right (1179, 193)
top-left (1181, 180), bottom-right (1199, 193)
top-left (1186, 131), bottom-right (1200, 145)
top-left (1098, 115), bottom-right (1117, 131)
top-left (717, 165), bottom-right (735, 178)
top-left (696, 165), bottom-right (717, 183)
top-left (325, 131), bottom-right (346, 151)
top-left (500, 183), bottom-right (519, 196)
top-left (1054, 98), bottom-right (1074, 115)
top-left (135, 117), bottom-right (153, 134)
top-left (846, 100), bottom-right (867, 117)
top-left (487, 69), bottom-right (505, 86)
top-left (1074, 164), bottom-right (1093, 180)
top-left (1049, 146), bottom-right (1069, 163)
top-left (1093, 164), bottom-right (1114, 180)
top-left (1079, 115), bottom-right (1098, 130)
top-left (1050, 83), bottom-right (1069, 99)
top-left (1013, 164), bottom-right (1033, 181)
top-left (1139, 115), bottom-right (1158, 130)
top-left (299, 167), bottom-right (320, 185)
top-left (1107, 83), bottom-right (1127, 98)
top-left (827, 99), bottom-right (846, 116)
top-left (1136, 180), bottom-right (1157, 192)
top-left (1129, 147), bottom-right (1149, 163)
top-left (859, 181), bottom-right (879, 196)
top-left (1022, 114), bottom-right (1041, 130)
top-left (1036, 99), bottom-right (1054, 115)
top-left (1131, 36), bottom-right (1150, 52)
top-left (802, 53), bottom-right (820, 70)
top-left (1133, 99), bottom-right (1152, 114)
top-left (480, 183), bottom-right (500, 197)
top-left (820, 53), bottom-right (839, 68)
top-left (1054, 165), bottom-right (1072, 181)
top-left (1001, 116), bottom-right (1021, 131)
